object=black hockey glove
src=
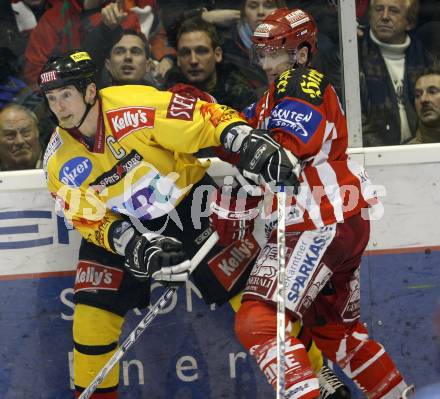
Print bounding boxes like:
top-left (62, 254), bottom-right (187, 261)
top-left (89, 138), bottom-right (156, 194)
top-left (237, 129), bottom-right (301, 188)
top-left (124, 234), bottom-right (191, 283)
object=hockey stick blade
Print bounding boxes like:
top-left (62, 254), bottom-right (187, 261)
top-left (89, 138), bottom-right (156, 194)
top-left (78, 231), bottom-right (219, 399)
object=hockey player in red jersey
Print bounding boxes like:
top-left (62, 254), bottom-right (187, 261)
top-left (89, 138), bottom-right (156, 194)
top-left (211, 8), bottom-right (412, 399)
top-left (169, 81), bottom-right (353, 399)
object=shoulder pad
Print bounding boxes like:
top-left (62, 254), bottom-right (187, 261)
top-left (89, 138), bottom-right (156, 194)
top-left (273, 66), bottom-right (329, 106)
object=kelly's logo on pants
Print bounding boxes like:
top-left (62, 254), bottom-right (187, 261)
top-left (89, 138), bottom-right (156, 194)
top-left (208, 236), bottom-right (259, 291)
top-left (74, 261), bottom-right (123, 293)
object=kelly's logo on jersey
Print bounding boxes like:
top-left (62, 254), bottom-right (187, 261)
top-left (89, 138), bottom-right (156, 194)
top-left (59, 156), bottom-right (92, 187)
top-left (106, 106), bottom-right (155, 140)
top-left (166, 93), bottom-right (196, 121)
top-left (268, 99), bottom-right (322, 144)
top-left (90, 150), bottom-right (142, 192)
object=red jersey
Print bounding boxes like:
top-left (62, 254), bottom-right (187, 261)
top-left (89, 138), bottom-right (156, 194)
top-left (245, 66), bottom-right (376, 231)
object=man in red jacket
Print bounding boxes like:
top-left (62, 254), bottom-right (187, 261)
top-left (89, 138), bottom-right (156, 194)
top-left (24, 0), bottom-right (174, 88)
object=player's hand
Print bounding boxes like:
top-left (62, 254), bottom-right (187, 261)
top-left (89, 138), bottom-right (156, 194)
top-left (238, 130), bottom-right (301, 188)
top-left (124, 234), bottom-right (191, 283)
top-left (209, 188), bottom-right (261, 247)
top-left (101, 1), bottom-right (127, 29)
top-left (201, 9), bottom-right (241, 27)
top-left (155, 57), bottom-right (174, 84)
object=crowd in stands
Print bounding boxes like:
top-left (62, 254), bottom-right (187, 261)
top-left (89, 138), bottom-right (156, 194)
top-left (0, 0), bottom-right (439, 171)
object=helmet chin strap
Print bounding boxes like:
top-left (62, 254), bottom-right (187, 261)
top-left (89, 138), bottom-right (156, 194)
top-left (73, 93), bottom-right (97, 130)
top-left (73, 102), bottom-right (92, 130)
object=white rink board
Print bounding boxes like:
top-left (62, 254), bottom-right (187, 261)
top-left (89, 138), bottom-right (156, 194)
top-left (0, 170), bottom-right (80, 276)
top-left (0, 145), bottom-right (440, 275)
top-left (1, 145), bottom-right (439, 277)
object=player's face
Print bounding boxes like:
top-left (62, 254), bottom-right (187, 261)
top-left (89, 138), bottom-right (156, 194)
top-left (177, 31), bottom-right (222, 86)
top-left (0, 107), bottom-right (41, 170)
top-left (45, 85), bottom-right (87, 129)
top-left (243, 0), bottom-right (278, 32)
top-left (369, 0), bottom-right (412, 44)
top-left (106, 34), bottom-right (148, 84)
top-left (415, 74), bottom-right (440, 127)
top-left (257, 49), bottom-right (291, 83)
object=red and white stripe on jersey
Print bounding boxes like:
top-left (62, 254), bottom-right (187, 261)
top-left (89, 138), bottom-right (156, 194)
top-left (248, 72), bottom-right (377, 231)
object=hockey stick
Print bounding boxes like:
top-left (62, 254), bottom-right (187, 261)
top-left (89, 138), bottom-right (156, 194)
top-left (276, 186), bottom-right (286, 399)
top-left (78, 231), bottom-right (219, 399)
top-left (402, 384), bottom-right (415, 398)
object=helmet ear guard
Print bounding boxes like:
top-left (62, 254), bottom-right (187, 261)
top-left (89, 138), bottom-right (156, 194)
top-left (38, 49), bottom-right (97, 94)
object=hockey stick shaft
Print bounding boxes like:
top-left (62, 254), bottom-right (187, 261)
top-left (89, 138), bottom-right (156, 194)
top-left (276, 187), bottom-right (286, 399)
top-left (78, 231), bottom-right (219, 399)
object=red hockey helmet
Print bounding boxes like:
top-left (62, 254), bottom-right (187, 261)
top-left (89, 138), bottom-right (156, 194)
top-left (251, 8), bottom-right (318, 61)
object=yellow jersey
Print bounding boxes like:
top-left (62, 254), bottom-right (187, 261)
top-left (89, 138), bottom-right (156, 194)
top-left (44, 85), bottom-right (246, 252)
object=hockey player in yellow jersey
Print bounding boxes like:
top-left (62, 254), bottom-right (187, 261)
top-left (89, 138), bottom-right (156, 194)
top-left (40, 49), bottom-right (261, 398)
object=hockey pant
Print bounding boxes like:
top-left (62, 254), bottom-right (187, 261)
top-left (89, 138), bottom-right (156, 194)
top-left (235, 214), bottom-right (408, 399)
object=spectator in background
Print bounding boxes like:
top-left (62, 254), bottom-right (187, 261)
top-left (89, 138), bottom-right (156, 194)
top-left (409, 66), bottom-right (440, 144)
top-left (359, 0), bottom-right (434, 147)
top-left (103, 29), bottom-right (159, 87)
top-left (160, 1), bottom-right (240, 33)
top-left (0, 47), bottom-right (32, 109)
top-left (0, 46), bottom-right (55, 148)
top-left (84, 1), bottom-right (175, 85)
top-left (0, 104), bottom-right (42, 171)
top-left (221, 0), bottom-right (287, 94)
top-left (165, 16), bottom-right (258, 158)
top-left (287, 0), bottom-right (340, 44)
top-left (165, 17), bottom-right (258, 112)
top-left (24, 0), bottom-right (104, 89)
top-left (413, 0), bottom-right (440, 58)
top-left (23, 0), bottom-right (175, 89)
top-left (0, 0), bottom-right (60, 65)
top-left (164, 1), bottom-right (270, 94)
